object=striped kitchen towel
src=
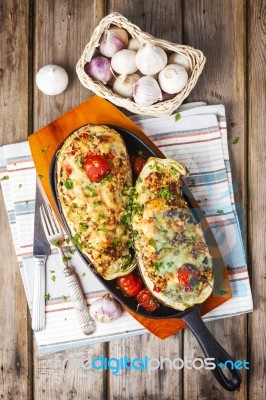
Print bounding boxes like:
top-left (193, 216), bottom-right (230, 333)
top-left (0, 102), bottom-right (253, 355)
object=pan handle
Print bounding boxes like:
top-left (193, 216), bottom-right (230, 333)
top-left (181, 305), bottom-right (242, 391)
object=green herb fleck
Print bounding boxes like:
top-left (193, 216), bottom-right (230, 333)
top-left (51, 275), bottom-right (56, 282)
top-left (169, 168), bottom-right (177, 176)
top-left (157, 188), bottom-right (174, 200)
top-left (41, 145), bottom-right (49, 153)
top-left (99, 211), bottom-right (106, 220)
top-left (93, 202), bottom-right (100, 208)
top-left (136, 177), bottom-right (143, 184)
top-left (76, 151), bottom-right (83, 169)
top-left (44, 293), bottom-right (51, 301)
top-left (175, 113), bottom-right (181, 122)
top-left (50, 270), bottom-right (55, 273)
top-left (121, 255), bottom-right (132, 270)
top-left (85, 186), bottom-right (96, 197)
top-left (197, 199), bottom-right (202, 203)
top-left (62, 256), bottom-right (71, 263)
top-left (137, 150), bottom-right (144, 156)
top-left (71, 234), bottom-right (83, 250)
top-left (1, 175), bottom-right (9, 181)
top-left (82, 272), bottom-right (86, 277)
top-left (18, 184), bottom-right (22, 189)
top-left (64, 318), bottom-right (67, 321)
top-left (132, 202), bottom-right (144, 215)
top-left (217, 209), bottom-right (224, 214)
top-left (113, 236), bottom-right (119, 249)
top-left (53, 239), bottom-right (62, 246)
top-left (233, 137), bottom-right (239, 144)
top-left (99, 175), bottom-right (113, 185)
top-left (167, 261), bottom-right (174, 268)
top-left (62, 295), bottom-right (67, 301)
top-left (132, 230), bottom-right (139, 239)
top-left (79, 223), bottom-right (87, 232)
top-left (64, 178), bottom-right (73, 190)
top-left (38, 174), bottom-right (43, 179)
top-left (66, 237), bottom-right (70, 244)
top-left (148, 161), bottom-right (162, 172)
top-left (152, 262), bottom-right (163, 270)
top-left (67, 247), bottom-right (76, 255)
top-left (97, 226), bottom-right (108, 234)
top-left (149, 238), bottom-right (157, 251)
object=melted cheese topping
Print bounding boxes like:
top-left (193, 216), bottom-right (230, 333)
top-left (132, 157), bottom-right (213, 310)
top-left (56, 124), bottom-right (136, 280)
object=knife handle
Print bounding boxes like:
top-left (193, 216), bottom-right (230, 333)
top-left (32, 256), bottom-right (46, 331)
top-left (64, 267), bottom-right (96, 335)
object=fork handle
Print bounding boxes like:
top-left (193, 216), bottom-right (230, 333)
top-left (64, 267), bottom-right (96, 335)
top-left (32, 256), bottom-right (46, 331)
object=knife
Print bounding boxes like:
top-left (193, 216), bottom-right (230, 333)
top-left (32, 180), bottom-right (50, 331)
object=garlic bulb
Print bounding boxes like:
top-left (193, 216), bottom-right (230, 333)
top-left (36, 65), bottom-right (68, 95)
top-left (158, 64), bottom-right (188, 94)
top-left (111, 49), bottom-right (138, 75)
top-left (99, 28), bottom-right (128, 58)
top-left (168, 53), bottom-right (191, 72)
top-left (89, 294), bottom-right (122, 323)
top-left (84, 56), bottom-right (113, 84)
top-left (133, 76), bottom-right (162, 106)
top-left (113, 73), bottom-right (140, 98)
top-left (136, 44), bottom-right (167, 76)
top-left (128, 37), bottom-right (141, 51)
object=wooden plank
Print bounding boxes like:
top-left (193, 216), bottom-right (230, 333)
top-left (106, 1), bottom-right (183, 399)
top-left (247, 0), bottom-right (266, 398)
top-left (183, 1), bottom-right (248, 398)
top-left (0, 1), bottom-right (33, 399)
top-left (33, 1), bottom-right (107, 399)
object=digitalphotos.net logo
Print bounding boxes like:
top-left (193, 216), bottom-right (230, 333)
top-left (51, 355), bottom-right (250, 375)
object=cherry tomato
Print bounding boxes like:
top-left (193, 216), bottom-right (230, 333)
top-left (137, 289), bottom-right (160, 312)
top-left (177, 263), bottom-right (199, 287)
top-left (84, 155), bottom-right (111, 183)
top-left (117, 273), bottom-right (143, 297)
top-left (130, 155), bottom-right (147, 178)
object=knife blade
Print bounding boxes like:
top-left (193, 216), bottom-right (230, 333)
top-left (32, 180), bottom-right (50, 331)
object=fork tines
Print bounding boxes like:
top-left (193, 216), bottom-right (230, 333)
top-left (40, 204), bottom-right (62, 237)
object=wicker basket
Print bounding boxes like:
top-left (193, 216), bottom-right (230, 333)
top-left (76, 13), bottom-right (206, 117)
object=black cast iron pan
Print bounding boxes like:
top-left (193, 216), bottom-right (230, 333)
top-left (49, 124), bottom-right (241, 391)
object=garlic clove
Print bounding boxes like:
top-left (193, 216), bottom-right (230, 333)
top-left (84, 56), bottom-right (113, 84)
top-left (158, 64), bottom-right (188, 94)
top-left (133, 76), bottom-right (162, 106)
top-left (112, 73), bottom-right (140, 98)
top-left (128, 37), bottom-right (141, 51)
top-left (99, 27), bottom-right (128, 58)
top-left (36, 64), bottom-right (68, 96)
top-left (89, 294), bottom-right (122, 323)
top-left (168, 53), bottom-right (191, 72)
top-left (111, 49), bottom-right (138, 75)
top-left (136, 44), bottom-right (167, 76)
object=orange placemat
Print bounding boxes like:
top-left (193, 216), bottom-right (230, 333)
top-left (28, 96), bottom-right (231, 339)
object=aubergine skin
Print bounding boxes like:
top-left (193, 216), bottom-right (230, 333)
top-left (132, 157), bottom-right (213, 311)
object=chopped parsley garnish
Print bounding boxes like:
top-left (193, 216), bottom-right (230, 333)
top-left (82, 272), bottom-right (86, 277)
top-left (148, 161), bottom-right (162, 172)
top-left (132, 202), bottom-right (144, 215)
top-left (175, 113), bottom-right (181, 122)
top-left (113, 236), bottom-right (119, 249)
top-left (152, 262), bottom-right (163, 270)
top-left (41, 145), bottom-right (49, 153)
top-left (67, 247), bottom-right (76, 255)
top-left (71, 234), bottom-right (83, 250)
top-left (1, 175), bottom-right (9, 180)
top-left (121, 213), bottom-right (131, 229)
top-left (18, 184), bottom-right (22, 189)
top-left (64, 178), bottom-right (73, 189)
top-left (85, 186), bottom-right (96, 197)
top-left (62, 295), bottom-right (67, 301)
top-left (137, 150), bottom-right (144, 156)
top-left (136, 177), bottom-right (143, 184)
top-left (197, 199), bottom-right (202, 203)
top-left (99, 211), bottom-right (106, 219)
top-left (50, 270), bottom-right (55, 273)
top-left (217, 209), bottom-right (224, 214)
top-left (99, 175), bottom-right (113, 185)
top-left (51, 275), bottom-right (56, 282)
top-left (121, 255), bottom-right (132, 270)
top-left (169, 168), bottom-right (177, 176)
top-left (44, 293), bottom-right (51, 301)
top-left (149, 238), bottom-right (157, 250)
top-left (79, 223), bottom-right (87, 232)
top-left (53, 239), bottom-right (62, 246)
top-left (233, 137), bottom-right (239, 144)
top-left (97, 226), bottom-right (108, 234)
top-left (93, 202), bottom-right (100, 208)
top-left (167, 261), bottom-right (174, 268)
top-left (66, 237), bottom-right (70, 244)
top-left (76, 151), bottom-right (83, 169)
top-left (157, 188), bottom-right (174, 200)
top-left (62, 256), bottom-right (71, 263)
top-left (37, 174), bottom-right (43, 179)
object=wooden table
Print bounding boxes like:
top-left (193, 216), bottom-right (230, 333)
top-left (0, 1), bottom-right (265, 399)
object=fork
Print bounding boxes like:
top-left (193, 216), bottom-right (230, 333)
top-left (40, 204), bottom-right (96, 335)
